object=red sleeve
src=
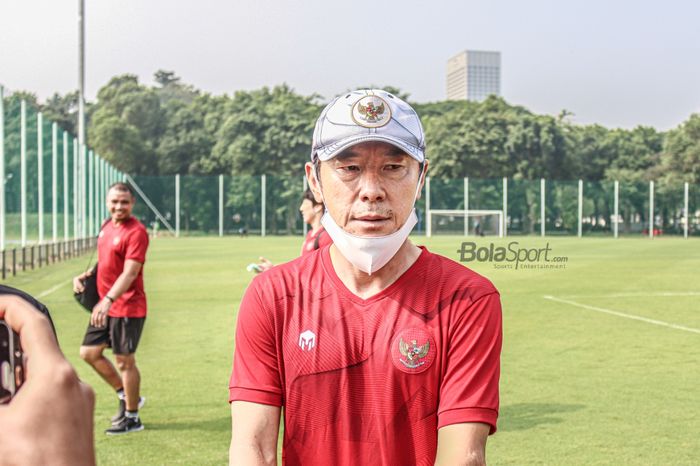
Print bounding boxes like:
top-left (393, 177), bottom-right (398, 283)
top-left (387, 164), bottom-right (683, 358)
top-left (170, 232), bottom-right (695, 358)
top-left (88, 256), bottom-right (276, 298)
top-left (438, 291), bottom-right (502, 434)
top-left (125, 227), bottom-right (149, 263)
top-left (229, 278), bottom-right (283, 406)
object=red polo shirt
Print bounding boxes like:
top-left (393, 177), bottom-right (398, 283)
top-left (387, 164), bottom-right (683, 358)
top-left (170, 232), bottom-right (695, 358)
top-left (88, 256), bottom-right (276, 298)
top-left (97, 216), bottom-right (149, 318)
top-left (230, 246), bottom-right (502, 465)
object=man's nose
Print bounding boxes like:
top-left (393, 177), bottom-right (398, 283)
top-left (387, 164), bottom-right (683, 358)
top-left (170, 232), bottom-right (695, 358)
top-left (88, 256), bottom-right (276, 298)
top-left (358, 171), bottom-right (385, 203)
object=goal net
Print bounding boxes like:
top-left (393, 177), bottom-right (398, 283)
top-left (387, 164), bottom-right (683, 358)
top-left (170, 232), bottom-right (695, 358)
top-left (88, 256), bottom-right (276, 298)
top-left (427, 209), bottom-right (504, 237)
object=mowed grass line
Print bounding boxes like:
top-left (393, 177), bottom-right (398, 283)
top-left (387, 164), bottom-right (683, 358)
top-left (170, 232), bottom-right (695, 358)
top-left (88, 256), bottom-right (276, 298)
top-left (2, 236), bottom-right (699, 465)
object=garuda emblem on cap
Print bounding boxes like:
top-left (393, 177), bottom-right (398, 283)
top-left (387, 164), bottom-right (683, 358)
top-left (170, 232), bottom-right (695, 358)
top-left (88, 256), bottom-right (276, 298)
top-left (352, 96), bottom-right (391, 128)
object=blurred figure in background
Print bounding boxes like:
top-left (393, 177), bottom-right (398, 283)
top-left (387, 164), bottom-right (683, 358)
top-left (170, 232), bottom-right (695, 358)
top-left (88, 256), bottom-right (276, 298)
top-left (255, 189), bottom-right (332, 272)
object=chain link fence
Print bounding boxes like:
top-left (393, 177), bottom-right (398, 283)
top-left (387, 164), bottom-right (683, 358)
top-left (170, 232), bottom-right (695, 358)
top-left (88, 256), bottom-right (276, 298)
top-left (128, 175), bottom-right (698, 239)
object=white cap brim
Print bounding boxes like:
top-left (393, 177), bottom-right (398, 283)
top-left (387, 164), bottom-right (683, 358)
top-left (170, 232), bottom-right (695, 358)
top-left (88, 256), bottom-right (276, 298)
top-left (315, 133), bottom-right (425, 163)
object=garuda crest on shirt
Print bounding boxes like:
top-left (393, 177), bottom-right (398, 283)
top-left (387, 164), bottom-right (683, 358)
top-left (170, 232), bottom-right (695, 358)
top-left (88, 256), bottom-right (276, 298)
top-left (391, 328), bottom-right (436, 374)
top-left (399, 338), bottom-right (430, 369)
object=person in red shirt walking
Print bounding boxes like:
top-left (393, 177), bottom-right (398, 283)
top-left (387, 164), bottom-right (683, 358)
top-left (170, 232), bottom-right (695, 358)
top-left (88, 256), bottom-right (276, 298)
top-left (297, 188), bottom-right (333, 256)
top-left (229, 89), bottom-right (503, 465)
top-left (256, 189), bottom-right (333, 272)
top-left (73, 182), bottom-right (149, 435)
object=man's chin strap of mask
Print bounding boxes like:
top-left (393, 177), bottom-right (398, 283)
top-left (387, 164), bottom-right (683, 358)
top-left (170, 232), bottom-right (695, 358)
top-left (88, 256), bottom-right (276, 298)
top-left (316, 162), bottom-right (426, 275)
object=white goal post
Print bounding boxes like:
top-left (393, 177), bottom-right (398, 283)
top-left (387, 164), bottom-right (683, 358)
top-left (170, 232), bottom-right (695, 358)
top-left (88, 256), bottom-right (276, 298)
top-left (427, 209), bottom-right (504, 238)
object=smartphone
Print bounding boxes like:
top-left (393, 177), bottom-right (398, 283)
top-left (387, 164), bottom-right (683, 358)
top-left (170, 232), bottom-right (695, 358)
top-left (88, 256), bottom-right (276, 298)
top-left (0, 320), bottom-right (23, 404)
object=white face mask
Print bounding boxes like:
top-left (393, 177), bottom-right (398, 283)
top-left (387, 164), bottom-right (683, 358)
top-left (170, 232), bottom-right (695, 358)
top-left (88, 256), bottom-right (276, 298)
top-left (319, 165), bottom-right (424, 275)
top-left (321, 209), bottom-right (418, 275)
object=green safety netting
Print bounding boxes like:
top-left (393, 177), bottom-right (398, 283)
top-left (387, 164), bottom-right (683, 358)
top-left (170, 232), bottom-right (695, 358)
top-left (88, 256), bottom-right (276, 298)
top-left (2, 93), bottom-right (120, 247)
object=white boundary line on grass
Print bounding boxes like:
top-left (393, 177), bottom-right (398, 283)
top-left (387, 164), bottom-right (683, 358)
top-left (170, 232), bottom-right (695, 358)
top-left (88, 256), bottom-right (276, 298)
top-left (560, 291), bottom-right (700, 299)
top-left (543, 295), bottom-right (700, 335)
top-left (37, 280), bottom-right (72, 299)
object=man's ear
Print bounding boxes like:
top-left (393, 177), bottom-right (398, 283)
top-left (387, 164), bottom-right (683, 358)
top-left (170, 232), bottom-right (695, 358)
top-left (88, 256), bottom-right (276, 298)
top-left (305, 162), bottom-right (324, 204)
top-left (415, 159), bottom-right (429, 200)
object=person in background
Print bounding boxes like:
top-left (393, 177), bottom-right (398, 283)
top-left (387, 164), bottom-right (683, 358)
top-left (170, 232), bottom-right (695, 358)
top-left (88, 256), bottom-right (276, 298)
top-left (73, 182), bottom-right (150, 435)
top-left (255, 189), bottom-right (333, 272)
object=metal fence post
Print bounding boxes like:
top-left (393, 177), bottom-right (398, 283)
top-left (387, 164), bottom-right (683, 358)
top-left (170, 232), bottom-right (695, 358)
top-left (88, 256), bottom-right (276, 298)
top-left (52, 122), bottom-right (58, 243)
top-left (100, 158), bottom-right (105, 223)
top-left (38, 112), bottom-right (44, 244)
top-left (540, 178), bottom-right (545, 237)
top-left (102, 158), bottom-right (106, 220)
top-left (577, 179), bottom-right (583, 238)
top-left (219, 174), bottom-right (224, 237)
top-left (261, 174), bottom-right (266, 237)
top-left (175, 174), bottom-right (180, 237)
top-left (614, 180), bottom-right (619, 239)
top-left (73, 139), bottom-right (78, 239)
top-left (0, 85), bottom-right (5, 252)
top-left (649, 181), bottom-right (654, 239)
top-left (95, 157), bottom-right (100, 224)
top-left (463, 177), bottom-right (469, 236)
top-left (88, 150), bottom-right (94, 235)
top-left (303, 176), bottom-right (308, 237)
top-left (426, 176), bottom-right (431, 237)
top-left (82, 145), bottom-right (87, 238)
top-left (94, 153), bottom-right (99, 232)
top-left (684, 182), bottom-right (689, 239)
top-left (502, 177), bottom-right (508, 237)
top-left (21, 100), bottom-right (27, 247)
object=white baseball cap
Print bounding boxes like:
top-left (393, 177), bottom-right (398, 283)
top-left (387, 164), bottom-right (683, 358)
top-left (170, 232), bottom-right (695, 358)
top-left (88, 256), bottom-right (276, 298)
top-left (311, 89), bottom-right (426, 163)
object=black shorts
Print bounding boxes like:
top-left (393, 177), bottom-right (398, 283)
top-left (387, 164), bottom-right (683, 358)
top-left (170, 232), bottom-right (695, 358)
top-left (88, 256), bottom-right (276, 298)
top-left (82, 317), bottom-right (146, 355)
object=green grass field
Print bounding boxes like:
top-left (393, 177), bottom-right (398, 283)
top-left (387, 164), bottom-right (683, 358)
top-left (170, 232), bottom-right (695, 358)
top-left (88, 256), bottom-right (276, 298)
top-left (3, 236), bottom-right (699, 465)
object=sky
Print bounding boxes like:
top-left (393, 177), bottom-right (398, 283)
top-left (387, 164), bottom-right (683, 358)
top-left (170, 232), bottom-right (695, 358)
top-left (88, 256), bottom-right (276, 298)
top-left (1, 0), bottom-right (699, 130)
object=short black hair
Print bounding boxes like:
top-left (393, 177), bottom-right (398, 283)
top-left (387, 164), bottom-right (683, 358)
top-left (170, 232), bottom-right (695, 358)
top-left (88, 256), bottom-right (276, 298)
top-left (303, 188), bottom-right (323, 207)
top-left (108, 182), bottom-right (135, 198)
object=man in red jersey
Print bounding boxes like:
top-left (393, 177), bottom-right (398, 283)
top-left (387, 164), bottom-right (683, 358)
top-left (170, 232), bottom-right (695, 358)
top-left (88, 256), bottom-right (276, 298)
top-left (229, 89), bottom-right (502, 465)
top-left (297, 188), bottom-right (333, 255)
top-left (256, 189), bottom-right (333, 272)
top-left (73, 182), bottom-right (149, 435)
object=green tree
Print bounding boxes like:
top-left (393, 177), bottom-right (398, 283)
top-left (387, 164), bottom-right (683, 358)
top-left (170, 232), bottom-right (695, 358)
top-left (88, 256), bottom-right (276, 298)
top-left (660, 114), bottom-right (700, 184)
top-left (88, 75), bottom-right (163, 174)
top-left (207, 85), bottom-right (320, 233)
top-left (41, 91), bottom-right (79, 135)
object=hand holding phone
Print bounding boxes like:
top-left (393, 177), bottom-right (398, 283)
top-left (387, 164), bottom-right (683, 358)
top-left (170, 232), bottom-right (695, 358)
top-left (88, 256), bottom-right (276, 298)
top-left (0, 294), bottom-right (96, 465)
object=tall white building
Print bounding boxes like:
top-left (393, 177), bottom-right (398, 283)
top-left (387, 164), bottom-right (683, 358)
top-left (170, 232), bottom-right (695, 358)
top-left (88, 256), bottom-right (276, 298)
top-left (446, 50), bottom-right (501, 101)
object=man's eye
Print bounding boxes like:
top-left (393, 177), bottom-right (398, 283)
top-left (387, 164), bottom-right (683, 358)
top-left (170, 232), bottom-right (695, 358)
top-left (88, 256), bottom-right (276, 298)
top-left (341, 166), bottom-right (360, 172)
top-left (385, 164), bottom-right (404, 171)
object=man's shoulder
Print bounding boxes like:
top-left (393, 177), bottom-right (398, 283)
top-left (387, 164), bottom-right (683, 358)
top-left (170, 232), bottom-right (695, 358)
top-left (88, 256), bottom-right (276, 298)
top-left (251, 248), bottom-right (326, 297)
top-left (126, 216), bottom-right (148, 231)
top-left (122, 217), bottom-right (148, 238)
